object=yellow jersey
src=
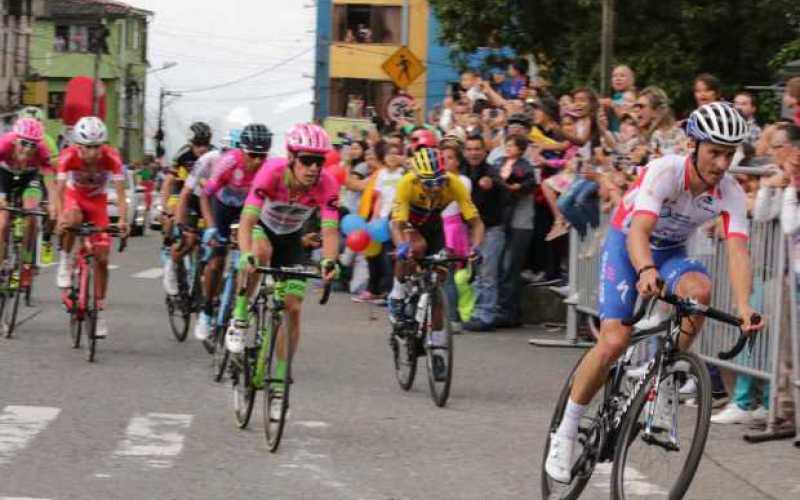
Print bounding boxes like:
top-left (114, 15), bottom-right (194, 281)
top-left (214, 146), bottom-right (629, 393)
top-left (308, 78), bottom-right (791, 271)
top-left (391, 172), bottom-right (479, 226)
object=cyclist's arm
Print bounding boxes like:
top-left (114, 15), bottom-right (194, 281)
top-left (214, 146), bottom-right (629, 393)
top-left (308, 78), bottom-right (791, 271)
top-left (626, 213), bottom-right (658, 273)
top-left (725, 236), bottom-right (754, 316)
top-left (175, 184), bottom-right (192, 226)
top-left (113, 178), bottom-right (128, 227)
top-left (319, 184), bottom-right (340, 263)
top-left (466, 215), bottom-right (485, 248)
top-left (390, 180), bottom-right (411, 245)
top-left (160, 173), bottom-right (174, 213)
top-left (238, 208), bottom-right (258, 259)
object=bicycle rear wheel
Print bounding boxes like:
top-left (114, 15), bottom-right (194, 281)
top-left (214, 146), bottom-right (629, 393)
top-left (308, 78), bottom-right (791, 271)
top-left (166, 261), bottom-right (191, 342)
top-left (425, 288), bottom-right (453, 407)
top-left (82, 266), bottom-right (97, 363)
top-left (542, 352), bottom-right (614, 500)
top-left (611, 351), bottom-right (712, 500)
top-left (263, 314), bottom-right (291, 452)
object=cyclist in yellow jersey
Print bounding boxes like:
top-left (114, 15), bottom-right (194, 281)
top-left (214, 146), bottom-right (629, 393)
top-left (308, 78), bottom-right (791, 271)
top-left (389, 147), bottom-right (484, 375)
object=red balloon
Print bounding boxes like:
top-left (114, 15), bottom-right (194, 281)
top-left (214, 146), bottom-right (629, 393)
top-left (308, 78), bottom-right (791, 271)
top-left (324, 149), bottom-right (340, 168)
top-left (346, 229), bottom-right (371, 252)
top-left (63, 76), bottom-right (107, 125)
top-left (325, 163), bottom-right (346, 186)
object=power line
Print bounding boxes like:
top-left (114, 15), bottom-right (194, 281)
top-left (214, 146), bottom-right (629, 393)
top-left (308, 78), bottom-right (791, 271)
top-left (171, 46), bottom-right (314, 94)
top-left (178, 88), bottom-right (310, 103)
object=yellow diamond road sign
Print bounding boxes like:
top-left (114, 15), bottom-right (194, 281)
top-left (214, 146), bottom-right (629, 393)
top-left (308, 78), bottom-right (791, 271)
top-left (382, 47), bottom-right (425, 89)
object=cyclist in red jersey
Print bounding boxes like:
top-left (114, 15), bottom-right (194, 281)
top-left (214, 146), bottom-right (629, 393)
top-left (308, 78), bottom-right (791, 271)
top-left (55, 117), bottom-right (128, 338)
top-left (0, 118), bottom-right (56, 284)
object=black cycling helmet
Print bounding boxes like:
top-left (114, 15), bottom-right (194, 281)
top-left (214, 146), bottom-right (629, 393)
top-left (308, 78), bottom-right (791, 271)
top-left (240, 123), bottom-right (273, 154)
top-left (188, 121), bottom-right (212, 146)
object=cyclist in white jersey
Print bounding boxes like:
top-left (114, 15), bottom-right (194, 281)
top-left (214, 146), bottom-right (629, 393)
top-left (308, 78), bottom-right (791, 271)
top-left (545, 102), bottom-right (764, 483)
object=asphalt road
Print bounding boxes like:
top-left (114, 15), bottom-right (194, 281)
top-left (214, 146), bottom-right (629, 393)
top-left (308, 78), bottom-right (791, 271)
top-left (0, 232), bottom-right (798, 500)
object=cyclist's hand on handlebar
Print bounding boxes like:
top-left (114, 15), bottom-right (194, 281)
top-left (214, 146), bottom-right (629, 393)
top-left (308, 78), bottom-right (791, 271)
top-left (468, 245), bottom-right (483, 265)
top-left (738, 305), bottom-right (764, 335)
top-left (238, 252), bottom-right (256, 275)
top-left (320, 258), bottom-right (340, 282)
top-left (636, 267), bottom-right (662, 297)
top-left (118, 221), bottom-right (130, 237)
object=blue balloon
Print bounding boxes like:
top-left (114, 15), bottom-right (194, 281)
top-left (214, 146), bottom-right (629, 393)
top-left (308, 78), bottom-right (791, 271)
top-left (367, 218), bottom-right (391, 243)
top-left (341, 214), bottom-right (367, 235)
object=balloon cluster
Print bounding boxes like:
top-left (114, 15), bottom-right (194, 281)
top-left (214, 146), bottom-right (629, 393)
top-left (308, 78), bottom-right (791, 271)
top-left (341, 214), bottom-right (390, 257)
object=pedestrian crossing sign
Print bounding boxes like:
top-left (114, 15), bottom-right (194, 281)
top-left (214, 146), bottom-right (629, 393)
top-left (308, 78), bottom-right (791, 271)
top-left (382, 47), bottom-right (425, 89)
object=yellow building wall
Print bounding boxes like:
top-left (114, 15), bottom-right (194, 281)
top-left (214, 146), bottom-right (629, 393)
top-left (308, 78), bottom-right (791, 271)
top-left (328, 0), bottom-right (429, 113)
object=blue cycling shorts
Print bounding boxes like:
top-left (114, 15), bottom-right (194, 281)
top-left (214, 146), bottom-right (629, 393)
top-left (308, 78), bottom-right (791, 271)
top-left (598, 229), bottom-right (709, 321)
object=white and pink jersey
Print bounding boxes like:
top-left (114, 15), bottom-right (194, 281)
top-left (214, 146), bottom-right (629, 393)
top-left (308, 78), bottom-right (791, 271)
top-left (203, 149), bottom-right (262, 207)
top-left (0, 132), bottom-right (53, 175)
top-left (611, 154), bottom-right (748, 248)
top-left (244, 158), bottom-right (339, 235)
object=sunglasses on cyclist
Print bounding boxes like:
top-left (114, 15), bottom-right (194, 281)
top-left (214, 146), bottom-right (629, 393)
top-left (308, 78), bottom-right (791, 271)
top-left (17, 139), bottom-right (37, 149)
top-left (245, 151), bottom-right (267, 160)
top-left (79, 144), bottom-right (102, 150)
top-left (421, 176), bottom-right (446, 189)
top-left (297, 155), bottom-right (325, 167)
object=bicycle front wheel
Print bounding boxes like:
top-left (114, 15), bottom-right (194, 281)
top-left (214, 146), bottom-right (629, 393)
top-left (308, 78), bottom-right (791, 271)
top-left (2, 248), bottom-right (23, 338)
top-left (166, 295), bottom-right (191, 342)
top-left (264, 314), bottom-right (291, 452)
top-left (611, 351), bottom-right (712, 500)
top-left (231, 348), bottom-right (256, 429)
top-left (425, 287), bottom-right (453, 407)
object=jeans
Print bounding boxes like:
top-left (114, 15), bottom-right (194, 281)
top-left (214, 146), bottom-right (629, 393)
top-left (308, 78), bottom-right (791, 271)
top-left (557, 179), bottom-right (599, 237)
top-left (497, 228), bottom-right (533, 323)
top-left (471, 225), bottom-right (505, 325)
top-left (444, 273), bottom-right (461, 323)
top-left (367, 243), bottom-right (393, 295)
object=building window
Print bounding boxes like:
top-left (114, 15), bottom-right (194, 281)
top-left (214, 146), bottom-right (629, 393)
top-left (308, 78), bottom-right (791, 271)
top-left (47, 91), bottom-right (64, 120)
top-left (53, 25), bottom-right (105, 53)
top-left (130, 19), bottom-right (141, 50)
top-left (329, 78), bottom-right (396, 119)
top-left (333, 5), bottom-right (402, 44)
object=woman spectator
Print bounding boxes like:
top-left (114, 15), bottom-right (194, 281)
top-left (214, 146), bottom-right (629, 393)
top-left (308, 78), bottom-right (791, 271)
top-left (495, 135), bottom-right (538, 328)
top-left (694, 73), bottom-right (723, 107)
top-left (601, 64), bottom-right (636, 131)
top-left (540, 113), bottom-right (580, 241)
top-left (635, 86), bottom-right (688, 157)
top-left (785, 76), bottom-right (800, 126)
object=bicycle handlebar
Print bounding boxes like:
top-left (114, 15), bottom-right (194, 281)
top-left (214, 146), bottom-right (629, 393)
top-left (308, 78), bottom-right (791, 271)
top-left (623, 285), bottom-right (761, 360)
top-left (254, 265), bottom-right (333, 305)
top-left (0, 206), bottom-right (48, 217)
top-left (66, 224), bottom-right (128, 252)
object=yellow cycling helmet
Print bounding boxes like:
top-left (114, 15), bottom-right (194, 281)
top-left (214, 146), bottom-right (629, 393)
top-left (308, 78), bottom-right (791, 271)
top-left (410, 147), bottom-right (446, 180)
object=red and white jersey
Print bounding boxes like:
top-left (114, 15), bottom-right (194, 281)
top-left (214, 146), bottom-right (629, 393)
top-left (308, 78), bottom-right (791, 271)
top-left (611, 154), bottom-right (748, 248)
top-left (57, 145), bottom-right (124, 197)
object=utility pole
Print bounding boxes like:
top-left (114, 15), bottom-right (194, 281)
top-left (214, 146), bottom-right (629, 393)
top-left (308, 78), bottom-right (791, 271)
top-left (90, 23), bottom-right (110, 115)
top-left (155, 87), bottom-right (181, 161)
top-left (600, 0), bottom-right (615, 96)
top-left (122, 63), bottom-right (134, 163)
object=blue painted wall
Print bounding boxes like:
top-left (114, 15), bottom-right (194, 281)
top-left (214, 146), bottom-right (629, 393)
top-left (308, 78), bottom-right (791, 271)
top-left (314, 0), bottom-right (332, 121)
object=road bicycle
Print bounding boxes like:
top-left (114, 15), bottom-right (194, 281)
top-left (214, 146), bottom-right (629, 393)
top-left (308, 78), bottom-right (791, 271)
top-left (541, 289), bottom-right (759, 500)
top-left (165, 223), bottom-right (206, 342)
top-left (230, 265), bottom-right (332, 452)
top-left (390, 251), bottom-right (471, 407)
top-left (61, 223), bottom-right (127, 362)
top-left (0, 204), bottom-right (47, 338)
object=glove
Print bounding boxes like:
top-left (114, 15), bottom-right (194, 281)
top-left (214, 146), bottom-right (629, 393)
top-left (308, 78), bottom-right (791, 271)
top-left (320, 258), bottom-right (341, 280)
top-left (397, 242), bottom-right (411, 260)
top-left (202, 227), bottom-right (218, 245)
top-left (469, 245), bottom-right (483, 263)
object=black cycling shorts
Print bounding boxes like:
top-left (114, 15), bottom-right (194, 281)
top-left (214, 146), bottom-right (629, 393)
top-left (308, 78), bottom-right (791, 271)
top-left (0, 169), bottom-right (42, 202)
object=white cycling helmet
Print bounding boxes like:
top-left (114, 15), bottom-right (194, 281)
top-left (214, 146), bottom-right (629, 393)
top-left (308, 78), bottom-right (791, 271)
top-left (73, 116), bottom-right (108, 146)
top-left (686, 102), bottom-right (749, 147)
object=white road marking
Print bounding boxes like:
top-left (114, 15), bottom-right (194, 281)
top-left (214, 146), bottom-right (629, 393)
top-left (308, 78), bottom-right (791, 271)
top-left (0, 406), bottom-right (61, 466)
top-left (592, 463), bottom-right (668, 496)
top-left (112, 413), bottom-right (192, 468)
top-left (108, 264), bottom-right (120, 270)
top-left (293, 420), bottom-right (330, 429)
top-left (0, 497), bottom-right (54, 499)
top-left (132, 267), bottom-right (162, 279)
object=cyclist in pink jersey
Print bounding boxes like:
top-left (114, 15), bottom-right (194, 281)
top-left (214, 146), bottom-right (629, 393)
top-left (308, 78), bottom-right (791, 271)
top-left (193, 123), bottom-right (272, 341)
top-left (0, 118), bottom-right (57, 284)
top-left (225, 122), bottom-right (340, 418)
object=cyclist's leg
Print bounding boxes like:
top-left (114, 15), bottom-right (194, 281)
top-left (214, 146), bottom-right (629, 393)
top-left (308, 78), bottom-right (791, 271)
top-left (388, 226), bottom-right (427, 318)
top-left (84, 194), bottom-right (111, 308)
top-left (659, 255), bottom-right (711, 351)
top-left (0, 169), bottom-right (14, 261)
top-left (21, 175), bottom-right (43, 266)
top-left (232, 224), bottom-right (272, 324)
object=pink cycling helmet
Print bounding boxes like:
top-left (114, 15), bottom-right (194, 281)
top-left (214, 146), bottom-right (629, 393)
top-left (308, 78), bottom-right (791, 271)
top-left (13, 117), bottom-right (44, 142)
top-left (285, 123), bottom-right (332, 154)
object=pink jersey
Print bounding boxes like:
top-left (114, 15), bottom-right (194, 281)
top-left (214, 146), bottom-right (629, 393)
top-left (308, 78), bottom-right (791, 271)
top-left (244, 158), bottom-right (339, 235)
top-left (0, 132), bottom-right (53, 175)
top-left (203, 149), bottom-right (261, 207)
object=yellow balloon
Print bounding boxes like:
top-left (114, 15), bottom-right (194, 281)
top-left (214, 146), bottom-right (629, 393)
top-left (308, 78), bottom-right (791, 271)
top-left (363, 239), bottom-right (382, 257)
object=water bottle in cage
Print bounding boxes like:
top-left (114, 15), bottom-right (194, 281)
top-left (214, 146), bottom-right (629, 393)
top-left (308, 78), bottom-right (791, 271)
top-left (416, 292), bottom-right (429, 323)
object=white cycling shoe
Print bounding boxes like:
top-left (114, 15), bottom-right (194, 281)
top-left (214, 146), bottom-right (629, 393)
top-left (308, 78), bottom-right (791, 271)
top-left (545, 432), bottom-right (575, 483)
top-left (225, 322), bottom-right (249, 354)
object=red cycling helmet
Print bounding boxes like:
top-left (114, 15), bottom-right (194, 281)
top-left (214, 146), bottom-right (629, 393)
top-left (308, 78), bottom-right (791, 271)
top-left (410, 129), bottom-right (437, 149)
top-left (13, 117), bottom-right (44, 142)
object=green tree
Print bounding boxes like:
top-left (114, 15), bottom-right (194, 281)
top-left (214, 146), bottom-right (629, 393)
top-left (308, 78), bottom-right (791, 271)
top-left (429, 0), bottom-right (800, 115)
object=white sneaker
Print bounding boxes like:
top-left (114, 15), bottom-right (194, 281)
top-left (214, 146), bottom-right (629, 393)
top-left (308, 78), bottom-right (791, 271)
top-left (95, 317), bottom-right (109, 338)
top-left (652, 376), bottom-right (676, 430)
top-left (225, 324), bottom-right (246, 354)
top-left (711, 403), bottom-right (753, 425)
top-left (750, 405), bottom-right (769, 423)
top-left (163, 260), bottom-right (178, 296)
top-left (193, 312), bottom-right (211, 340)
top-left (57, 253), bottom-right (72, 288)
top-left (545, 432), bottom-right (575, 483)
top-left (679, 377), bottom-right (697, 396)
